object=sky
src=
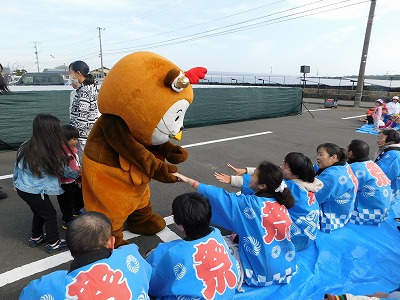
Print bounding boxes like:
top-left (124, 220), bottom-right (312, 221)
top-left (1, 0), bottom-right (399, 77)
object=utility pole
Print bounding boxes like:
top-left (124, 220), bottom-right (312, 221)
top-left (354, 0), bottom-right (376, 108)
top-left (97, 27), bottom-right (105, 78)
top-left (33, 41), bottom-right (40, 72)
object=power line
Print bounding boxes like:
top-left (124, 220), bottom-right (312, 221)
top-left (103, 0), bottom-right (368, 56)
top-left (104, 0), bottom-right (325, 52)
top-left (3, 0), bottom-right (371, 71)
top-left (102, 0), bottom-right (286, 47)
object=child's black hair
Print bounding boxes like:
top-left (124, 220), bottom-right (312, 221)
top-left (256, 161), bottom-right (295, 209)
top-left (284, 152), bottom-right (315, 183)
top-left (172, 192), bottom-right (212, 241)
top-left (317, 143), bottom-right (347, 162)
top-left (380, 129), bottom-right (400, 144)
top-left (62, 125), bottom-right (79, 140)
top-left (347, 139), bottom-right (370, 163)
top-left (17, 114), bottom-right (69, 177)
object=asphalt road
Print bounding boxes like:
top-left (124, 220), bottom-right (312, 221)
top-left (0, 100), bottom-right (378, 299)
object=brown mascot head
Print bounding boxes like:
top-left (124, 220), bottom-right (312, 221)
top-left (98, 51), bottom-right (206, 146)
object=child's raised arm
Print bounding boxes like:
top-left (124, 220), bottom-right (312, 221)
top-left (214, 163), bottom-right (248, 183)
top-left (173, 172), bottom-right (200, 189)
top-left (226, 163), bottom-right (247, 176)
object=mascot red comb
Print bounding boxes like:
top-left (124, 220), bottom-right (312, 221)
top-left (82, 51), bottom-right (206, 246)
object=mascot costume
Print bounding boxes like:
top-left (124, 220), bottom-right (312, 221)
top-left (82, 52), bottom-right (206, 246)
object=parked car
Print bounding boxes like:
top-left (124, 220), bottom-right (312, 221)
top-left (15, 72), bottom-right (65, 85)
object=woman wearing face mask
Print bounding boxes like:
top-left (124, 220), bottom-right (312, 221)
top-left (69, 60), bottom-right (100, 160)
top-left (314, 143), bottom-right (358, 233)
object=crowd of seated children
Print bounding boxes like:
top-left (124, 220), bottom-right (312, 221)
top-left (359, 97), bottom-right (399, 131)
top-left (18, 126), bottom-right (400, 299)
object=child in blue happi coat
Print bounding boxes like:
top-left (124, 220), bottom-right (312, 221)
top-left (347, 139), bottom-right (392, 225)
top-left (373, 129), bottom-right (400, 202)
top-left (314, 143), bottom-right (358, 233)
top-left (214, 152), bottom-right (322, 252)
top-left (146, 192), bottom-right (239, 299)
top-left (174, 161), bottom-right (298, 289)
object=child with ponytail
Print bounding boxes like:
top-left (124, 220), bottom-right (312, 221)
top-left (215, 152), bottom-right (322, 251)
top-left (174, 161), bottom-right (297, 289)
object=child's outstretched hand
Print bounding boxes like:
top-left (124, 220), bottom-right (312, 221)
top-left (226, 163), bottom-right (247, 176)
top-left (173, 172), bottom-right (189, 183)
top-left (214, 172), bottom-right (231, 184)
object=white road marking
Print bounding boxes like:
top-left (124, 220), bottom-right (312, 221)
top-left (0, 174), bottom-right (12, 180)
top-left (181, 131), bottom-right (273, 148)
top-left (341, 114), bottom-right (365, 120)
top-left (306, 108), bottom-right (330, 112)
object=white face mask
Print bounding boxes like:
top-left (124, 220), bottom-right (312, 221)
top-left (70, 77), bottom-right (79, 85)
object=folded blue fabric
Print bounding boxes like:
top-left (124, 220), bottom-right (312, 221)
top-left (356, 124), bottom-right (379, 136)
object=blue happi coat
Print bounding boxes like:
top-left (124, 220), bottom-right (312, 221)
top-left (314, 163), bottom-right (358, 233)
top-left (146, 227), bottom-right (239, 300)
top-left (242, 174), bottom-right (320, 251)
top-left (19, 244), bottom-right (152, 300)
top-left (284, 180), bottom-right (320, 251)
top-left (198, 183), bottom-right (297, 287)
top-left (375, 148), bottom-right (400, 202)
top-left (349, 161), bottom-right (392, 225)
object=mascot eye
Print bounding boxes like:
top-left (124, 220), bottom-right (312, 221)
top-left (164, 69), bottom-right (189, 93)
top-left (175, 116), bottom-right (180, 121)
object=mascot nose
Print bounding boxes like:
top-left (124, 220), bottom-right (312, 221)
top-left (171, 127), bottom-right (184, 141)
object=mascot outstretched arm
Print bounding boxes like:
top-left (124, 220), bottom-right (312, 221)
top-left (82, 52), bottom-right (206, 247)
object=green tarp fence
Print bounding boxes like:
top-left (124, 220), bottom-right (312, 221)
top-left (0, 86), bottom-right (301, 149)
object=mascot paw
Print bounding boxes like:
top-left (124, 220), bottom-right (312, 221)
top-left (167, 164), bottom-right (178, 174)
top-left (127, 213), bottom-right (166, 235)
top-left (167, 147), bottom-right (189, 164)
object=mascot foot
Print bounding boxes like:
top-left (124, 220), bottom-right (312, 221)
top-left (115, 237), bottom-right (130, 248)
top-left (127, 213), bottom-right (166, 235)
top-left (113, 229), bottom-right (130, 248)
